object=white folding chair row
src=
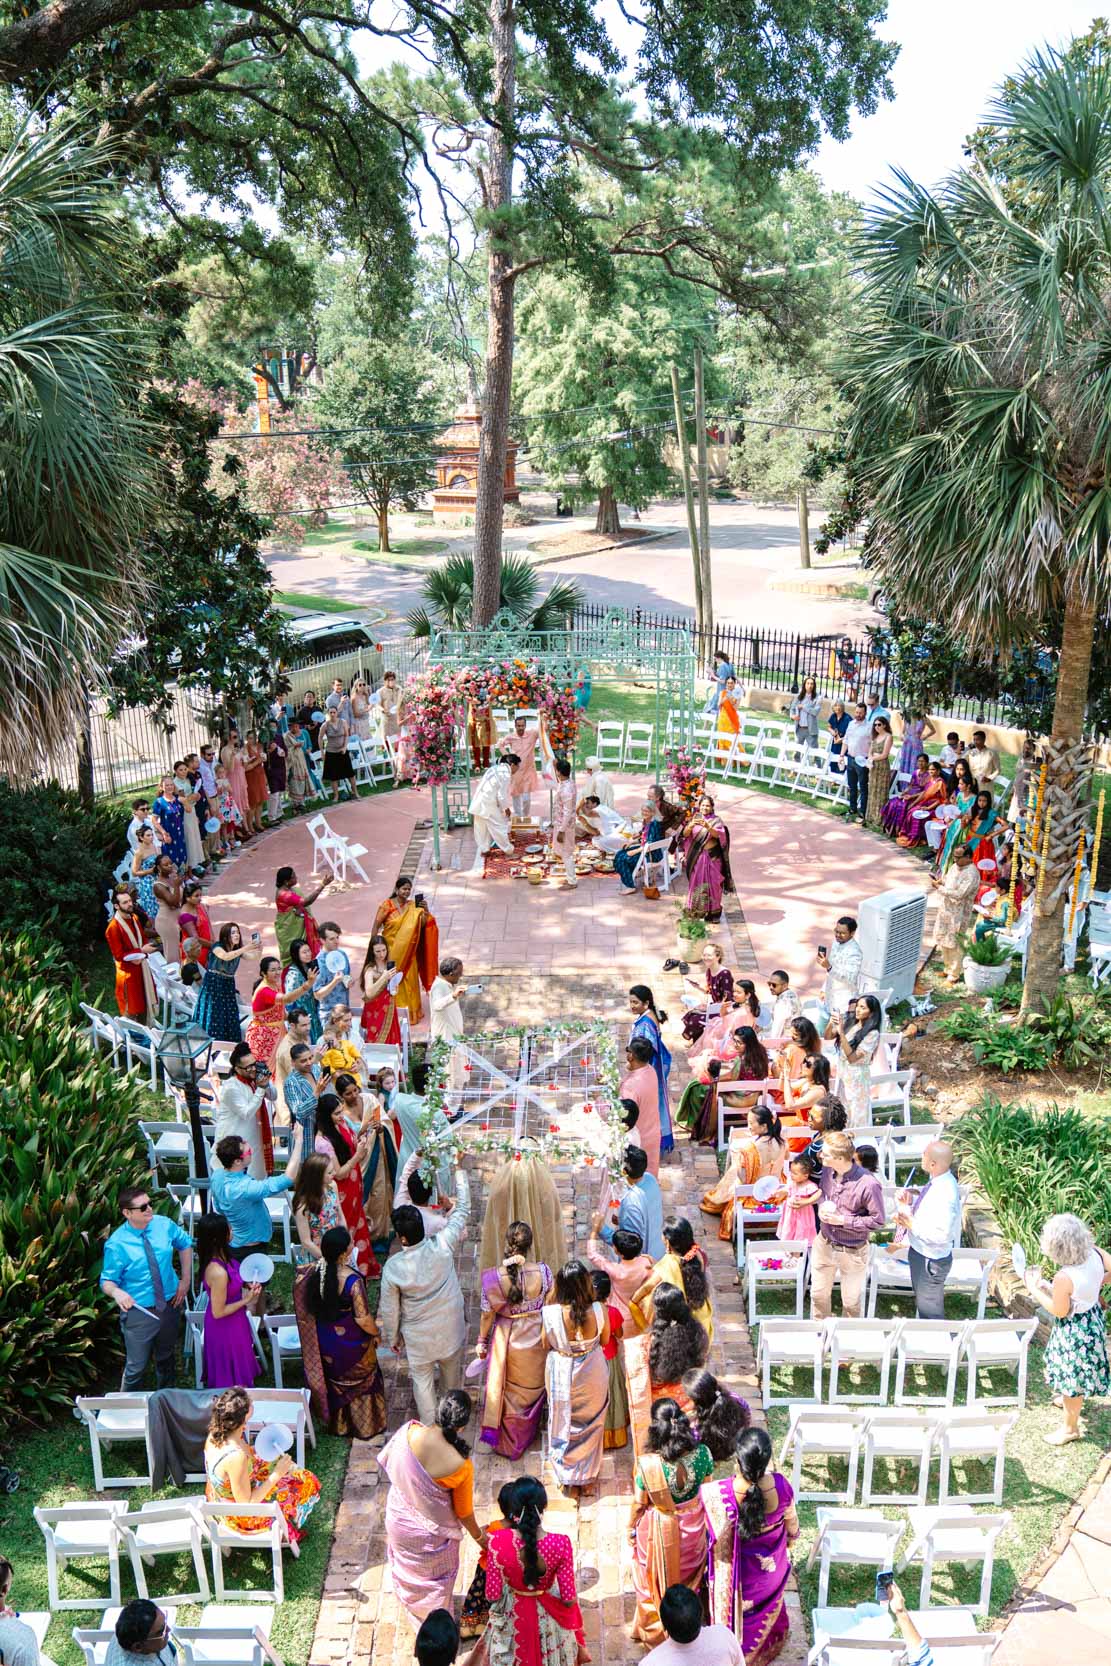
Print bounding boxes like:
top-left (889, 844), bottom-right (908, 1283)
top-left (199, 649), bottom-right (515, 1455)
top-left (808, 1504), bottom-right (1011, 1615)
top-left (867, 1245), bottom-right (995, 1322)
top-left (305, 812), bottom-right (369, 883)
top-left (347, 736), bottom-right (392, 786)
top-left (75, 1607), bottom-right (281, 1666)
top-left (895, 1318), bottom-right (1037, 1408)
top-left (781, 1402), bottom-right (1017, 1509)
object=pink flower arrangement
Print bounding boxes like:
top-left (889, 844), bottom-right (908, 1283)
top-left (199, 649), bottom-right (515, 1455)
top-left (405, 659), bottom-right (584, 784)
top-left (664, 746), bottom-right (705, 809)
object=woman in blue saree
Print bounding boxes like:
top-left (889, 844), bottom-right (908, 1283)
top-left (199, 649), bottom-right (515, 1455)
top-left (615, 803), bottom-right (662, 892)
top-left (629, 984), bottom-right (674, 1155)
top-left (934, 759), bottom-right (977, 874)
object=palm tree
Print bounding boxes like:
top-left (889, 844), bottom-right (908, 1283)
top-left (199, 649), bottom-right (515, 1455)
top-left (0, 116), bottom-right (154, 776)
top-left (845, 44), bottom-right (1111, 1007)
top-left (406, 552), bottom-right (584, 638)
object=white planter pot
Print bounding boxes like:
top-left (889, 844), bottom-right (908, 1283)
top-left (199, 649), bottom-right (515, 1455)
top-left (677, 933), bottom-right (705, 962)
top-left (962, 957), bottom-right (1010, 992)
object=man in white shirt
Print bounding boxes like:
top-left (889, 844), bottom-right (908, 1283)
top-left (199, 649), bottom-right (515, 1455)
top-left (765, 969), bottom-right (802, 1039)
top-left (895, 1140), bottom-right (962, 1319)
top-left (966, 728), bottom-right (1002, 790)
top-left (430, 956), bottom-right (472, 1111)
top-left (551, 756), bottom-right (578, 887)
top-left (640, 1584), bottom-right (742, 1666)
top-left (467, 753), bottom-right (515, 876)
top-left (817, 915), bottom-right (864, 1027)
top-left (579, 755), bottom-right (615, 809)
top-left (393, 1147), bottom-right (451, 1236)
top-left (214, 1044), bottom-right (269, 1179)
top-left (379, 1157), bottom-right (471, 1424)
top-left (126, 796), bottom-right (158, 853)
top-left (842, 701), bottom-right (872, 823)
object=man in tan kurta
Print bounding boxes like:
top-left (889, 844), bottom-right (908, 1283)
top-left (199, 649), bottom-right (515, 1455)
top-left (932, 844), bottom-right (979, 980)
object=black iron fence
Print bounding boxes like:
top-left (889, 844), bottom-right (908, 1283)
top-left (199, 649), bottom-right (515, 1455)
top-left (571, 603), bottom-right (1057, 732)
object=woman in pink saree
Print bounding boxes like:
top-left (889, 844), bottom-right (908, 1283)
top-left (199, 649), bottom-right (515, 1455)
top-left (620, 1038), bottom-right (662, 1174)
top-left (704, 1426), bottom-right (800, 1666)
top-left (629, 1398), bottom-right (713, 1646)
top-left (476, 1222), bottom-right (553, 1459)
top-left (881, 758), bottom-right (948, 846)
top-left (682, 794), bottom-right (734, 922)
top-left (541, 1262), bottom-right (610, 1496)
top-left (469, 1477), bottom-right (589, 1666)
top-left (378, 1390), bottom-right (487, 1627)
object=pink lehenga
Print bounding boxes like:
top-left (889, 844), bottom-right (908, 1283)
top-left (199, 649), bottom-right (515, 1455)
top-left (479, 1264), bottom-right (553, 1459)
top-left (468, 1528), bottom-right (587, 1666)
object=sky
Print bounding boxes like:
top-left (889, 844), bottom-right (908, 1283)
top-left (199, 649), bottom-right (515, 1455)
top-left (813, 1), bottom-right (1107, 199)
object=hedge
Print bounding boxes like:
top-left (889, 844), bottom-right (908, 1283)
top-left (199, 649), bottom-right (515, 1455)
top-left (0, 937), bottom-right (156, 1438)
top-left (0, 781), bottom-right (124, 963)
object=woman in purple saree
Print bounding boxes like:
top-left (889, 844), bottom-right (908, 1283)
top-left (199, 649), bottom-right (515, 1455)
top-left (682, 794), bottom-right (734, 922)
top-left (880, 758), bottom-right (948, 845)
top-left (476, 1223), bottom-right (552, 1459)
top-left (703, 1427), bottom-right (800, 1666)
top-left (293, 1227), bottom-right (386, 1439)
top-left (378, 1390), bottom-right (487, 1626)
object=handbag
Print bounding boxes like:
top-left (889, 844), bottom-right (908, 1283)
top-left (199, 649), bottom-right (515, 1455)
top-left (643, 883), bottom-right (660, 901)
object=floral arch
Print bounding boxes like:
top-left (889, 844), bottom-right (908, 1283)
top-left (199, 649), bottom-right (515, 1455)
top-left (406, 658), bottom-right (580, 785)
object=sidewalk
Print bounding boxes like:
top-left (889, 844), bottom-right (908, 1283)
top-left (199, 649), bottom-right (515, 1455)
top-left (993, 1457), bottom-right (1111, 1664)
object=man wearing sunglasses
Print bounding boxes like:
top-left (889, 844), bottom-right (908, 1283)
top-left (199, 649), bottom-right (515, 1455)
top-left (100, 1186), bottom-right (193, 1391)
top-left (107, 1600), bottom-right (177, 1664)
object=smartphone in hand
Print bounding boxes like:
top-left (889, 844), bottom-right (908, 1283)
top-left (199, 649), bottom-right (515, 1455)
top-left (875, 1570), bottom-right (894, 1605)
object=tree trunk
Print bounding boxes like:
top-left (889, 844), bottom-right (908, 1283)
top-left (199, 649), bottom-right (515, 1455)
top-left (595, 486), bottom-right (622, 537)
top-left (694, 346), bottom-right (713, 643)
top-left (1022, 587), bottom-right (1097, 1010)
top-left (798, 484), bottom-right (811, 569)
top-left (671, 362), bottom-right (704, 640)
top-left (472, 0), bottom-right (516, 627)
top-left (76, 686), bottom-right (95, 805)
top-left (377, 502), bottom-right (391, 553)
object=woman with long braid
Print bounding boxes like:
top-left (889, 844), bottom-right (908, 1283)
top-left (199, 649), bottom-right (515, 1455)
top-left (475, 1222), bottom-right (553, 1458)
top-left (479, 1477), bottom-right (588, 1666)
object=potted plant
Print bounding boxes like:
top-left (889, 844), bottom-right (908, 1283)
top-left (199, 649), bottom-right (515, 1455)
top-left (677, 885), bottom-right (710, 961)
top-left (961, 931), bottom-right (1012, 992)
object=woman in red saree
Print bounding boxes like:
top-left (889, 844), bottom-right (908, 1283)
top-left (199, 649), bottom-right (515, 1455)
top-left (473, 1477), bottom-right (588, 1666)
top-left (359, 933), bottom-right (402, 1046)
top-left (274, 864), bottom-right (331, 965)
top-left (372, 876), bottom-right (438, 1024)
top-left (314, 1091), bottom-right (378, 1278)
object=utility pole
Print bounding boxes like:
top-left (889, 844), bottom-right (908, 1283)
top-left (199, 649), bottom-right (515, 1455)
top-left (671, 363), bottom-right (703, 638)
top-left (798, 482), bottom-right (811, 569)
top-left (694, 346), bottom-right (714, 648)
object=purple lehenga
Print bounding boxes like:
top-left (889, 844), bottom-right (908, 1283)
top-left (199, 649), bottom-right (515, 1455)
top-left (703, 1470), bottom-right (799, 1666)
top-left (479, 1262), bottom-right (552, 1458)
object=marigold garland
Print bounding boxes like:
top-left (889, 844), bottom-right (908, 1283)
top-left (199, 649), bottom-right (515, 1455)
top-left (405, 660), bottom-right (582, 785)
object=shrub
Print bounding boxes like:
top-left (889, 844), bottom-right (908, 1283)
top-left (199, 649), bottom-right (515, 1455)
top-left (951, 1094), bottom-right (1111, 1265)
top-left (0, 782), bottom-right (123, 961)
top-left (0, 937), bottom-right (154, 1437)
top-left (962, 932), bottom-right (1012, 967)
top-left (938, 992), bottom-right (1109, 1073)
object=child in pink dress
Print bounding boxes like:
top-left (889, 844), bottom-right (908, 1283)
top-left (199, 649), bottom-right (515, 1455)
top-left (776, 1151), bottom-right (821, 1244)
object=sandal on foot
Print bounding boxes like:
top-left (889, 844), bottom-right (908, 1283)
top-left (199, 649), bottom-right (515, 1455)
top-left (1044, 1426), bottom-right (1083, 1445)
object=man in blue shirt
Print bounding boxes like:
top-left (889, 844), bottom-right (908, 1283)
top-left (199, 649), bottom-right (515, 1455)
top-left (314, 922), bottom-right (351, 1020)
top-left (703, 651), bottom-right (735, 715)
top-left (101, 1184), bottom-right (194, 1390)
top-left (209, 1135), bottom-right (301, 1269)
top-left (597, 1145), bottom-right (664, 1261)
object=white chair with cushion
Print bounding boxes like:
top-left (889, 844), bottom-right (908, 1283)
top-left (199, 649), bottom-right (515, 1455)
top-left (198, 1503), bottom-right (288, 1604)
top-left (247, 1387), bottom-right (316, 1468)
top-left (35, 1504), bottom-right (124, 1611)
top-left (806, 1508), bottom-right (906, 1608)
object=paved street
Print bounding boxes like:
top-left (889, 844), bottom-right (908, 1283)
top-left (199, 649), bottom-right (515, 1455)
top-left (267, 495), bottom-right (879, 640)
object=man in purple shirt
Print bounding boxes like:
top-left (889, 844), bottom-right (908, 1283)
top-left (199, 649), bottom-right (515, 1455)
top-left (811, 1130), bottom-right (886, 1319)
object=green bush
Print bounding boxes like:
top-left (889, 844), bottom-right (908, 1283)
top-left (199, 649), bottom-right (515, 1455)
top-left (951, 1094), bottom-right (1111, 1265)
top-left (963, 931), bottom-right (1012, 967)
top-left (0, 937), bottom-right (155, 1438)
top-left (938, 992), bottom-right (1110, 1074)
top-left (0, 782), bottom-right (123, 961)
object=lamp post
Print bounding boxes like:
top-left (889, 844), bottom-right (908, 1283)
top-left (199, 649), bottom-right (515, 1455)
top-left (156, 1022), bottom-right (214, 1212)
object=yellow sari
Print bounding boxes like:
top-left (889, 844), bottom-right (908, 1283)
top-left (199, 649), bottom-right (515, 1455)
top-left (374, 897), bottom-right (437, 1022)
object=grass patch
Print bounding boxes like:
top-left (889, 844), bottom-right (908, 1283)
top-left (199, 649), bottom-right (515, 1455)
top-left (351, 537), bottom-right (448, 560)
top-left (752, 1279), bottom-right (1111, 1623)
top-left (274, 590), bottom-right (371, 615)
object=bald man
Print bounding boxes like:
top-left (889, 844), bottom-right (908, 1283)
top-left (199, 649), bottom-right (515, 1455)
top-left (896, 1140), bottom-right (962, 1319)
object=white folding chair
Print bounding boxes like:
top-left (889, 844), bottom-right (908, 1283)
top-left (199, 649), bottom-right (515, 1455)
top-left (261, 1313), bottom-right (302, 1388)
top-left (758, 1319), bottom-right (827, 1407)
top-left (781, 1405), bottom-right (869, 1504)
top-left (866, 1244), bottom-right (914, 1315)
top-left (899, 1506), bottom-right (1010, 1615)
top-left (247, 1387), bottom-right (316, 1467)
top-left (116, 1018), bottom-right (162, 1088)
top-left (264, 1193), bottom-right (294, 1264)
top-left (73, 1609), bottom-right (179, 1666)
top-left (630, 836), bottom-right (677, 894)
top-left (947, 1249), bottom-right (998, 1321)
top-left (173, 1614), bottom-right (283, 1666)
top-left (745, 1240), bottom-right (809, 1325)
top-left (860, 1407), bottom-right (939, 1507)
top-left (866, 1070), bottom-right (915, 1125)
top-left (74, 1395), bottom-right (152, 1490)
top-left (961, 1318), bottom-right (1037, 1408)
top-left (886, 1123), bottom-right (945, 1177)
top-left (622, 722), bottom-right (654, 768)
top-left (198, 1503), bottom-right (287, 1604)
top-left (938, 1409), bottom-right (1017, 1506)
top-left (81, 1004), bottom-right (125, 1068)
top-left (596, 721), bottom-right (624, 768)
top-left (116, 1502), bottom-right (211, 1603)
top-left (756, 1312), bottom-right (826, 1406)
top-left (828, 1318), bottom-right (901, 1405)
top-left (35, 1504), bottom-right (123, 1611)
top-left (894, 1320), bottom-right (969, 1407)
top-left (807, 1509), bottom-right (906, 1608)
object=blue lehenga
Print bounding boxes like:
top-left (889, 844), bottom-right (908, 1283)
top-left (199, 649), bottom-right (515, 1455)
top-left (194, 951), bottom-right (245, 1043)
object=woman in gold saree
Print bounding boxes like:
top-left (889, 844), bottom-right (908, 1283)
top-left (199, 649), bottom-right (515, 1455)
top-left (372, 876), bottom-right (437, 1023)
top-left (628, 1397), bottom-right (712, 1646)
top-left (476, 1222), bottom-right (553, 1459)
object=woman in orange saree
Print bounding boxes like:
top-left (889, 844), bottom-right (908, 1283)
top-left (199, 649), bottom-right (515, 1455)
top-left (701, 1106), bottom-right (787, 1241)
top-left (373, 877), bottom-right (438, 1024)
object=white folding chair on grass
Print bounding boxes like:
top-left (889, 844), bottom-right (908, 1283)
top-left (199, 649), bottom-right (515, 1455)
top-left (596, 721), bottom-right (625, 768)
top-left (260, 1313), bottom-right (302, 1388)
top-left (780, 1405), bottom-right (869, 1504)
top-left (894, 1320), bottom-right (969, 1407)
top-left (81, 1004), bottom-right (125, 1069)
top-left (758, 1318), bottom-right (827, 1407)
top-left (947, 1249), bottom-right (998, 1321)
top-left (73, 1610), bottom-right (178, 1666)
top-left (116, 1502), bottom-right (211, 1603)
top-left (807, 1509), bottom-right (905, 1608)
top-left (937, 1409), bottom-right (1017, 1507)
top-left (827, 1318), bottom-right (901, 1405)
top-left (75, 1395), bottom-right (152, 1490)
top-left (898, 1506), bottom-right (1010, 1616)
top-left (35, 1504), bottom-right (123, 1611)
top-left (623, 723), bottom-right (654, 768)
top-left (860, 1408), bottom-right (939, 1507)
top-left (173, 1609), bottom-right (284, 1666)
top-left (247, 1387), bottom-right (316, 1468)
top-left (198, 1503), bottom-right (289, 1604)
top-left (886, 1123), bottom-right (945, 1177)
top-left (744, 1240), bottom-right (809, 1325)
top-left (961, 1317), bottom-right (1037, 1408)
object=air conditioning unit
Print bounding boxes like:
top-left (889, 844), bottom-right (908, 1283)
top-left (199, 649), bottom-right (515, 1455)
top-left (857, 887), bottom-right (929, 1006)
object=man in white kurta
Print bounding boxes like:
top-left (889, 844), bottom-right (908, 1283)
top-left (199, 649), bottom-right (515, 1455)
top-left (504, 715), bottom-right (541, 819)
top-left (577, 795), bottom-right (632, 854)
top-left (379, 1163), bottom-right (471, 1425)
top-left (467, 755), bottom-right (515, 875)
top-left (579, 756), bottom-right (615, 809)
top-left (430, 956), bottom-right (468, 1109)
top-left (816, 916), bottom-right (864, 1028)
top-left (552, 758), bottom-right (578, 887)
top-left (215, 1047), bottom-right (268, 1179)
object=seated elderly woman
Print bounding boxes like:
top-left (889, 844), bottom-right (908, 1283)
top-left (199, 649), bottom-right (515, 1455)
top-left (615, 800), bottom-right (664, 893)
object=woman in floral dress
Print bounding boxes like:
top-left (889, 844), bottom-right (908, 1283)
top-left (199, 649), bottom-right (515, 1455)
top-left (830, 994), bottom-right (882, 1128)
top-left (203, 1386), bottom-right (319, 1547)
top-left (291, 1154), bottom-right (343, 1266)
top-left (1022, 1212), bottom-right (1111, 1445)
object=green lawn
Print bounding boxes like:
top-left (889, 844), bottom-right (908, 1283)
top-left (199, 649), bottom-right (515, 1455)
top-left (275, 590), bottom-right (384, 616)
top-left (292, 518), bottom-right (448, 568)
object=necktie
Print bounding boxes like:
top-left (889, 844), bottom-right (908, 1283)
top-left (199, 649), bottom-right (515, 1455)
top-left (142, 1230), bottom-right (168, 1311)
